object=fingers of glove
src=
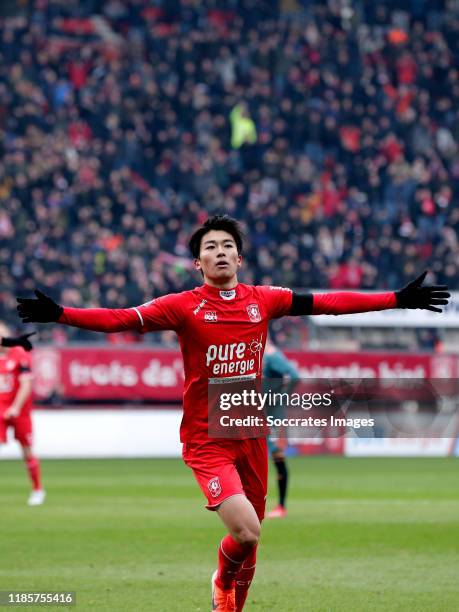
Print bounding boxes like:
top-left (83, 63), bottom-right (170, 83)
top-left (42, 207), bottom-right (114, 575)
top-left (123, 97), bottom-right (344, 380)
top-left (426, 285), bottom-right (449, 292)
top-left (17, 307), bottom-right (32, 317)
top-left (428, 298), bottom-right (449, 305)
top-left (427, 291), bottom-right (450, 299)
top-left (17, 301), bottom-right (38, 310)
top-left (16, 298), bottom-right (38, 306)
top-left (424, 305), bottom-right (443, 313)
top-left (17, 309), bottom-right (39, 320)
top-left (23, 332), bottom-right (37, 340)
top-left (19, 317), bottom-right (35, 323)
top-left (419, 288), bottom-right (450, 298)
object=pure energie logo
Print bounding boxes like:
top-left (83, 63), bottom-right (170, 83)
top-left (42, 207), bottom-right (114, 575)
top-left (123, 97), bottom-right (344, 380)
top-left (206, 340), bottom-right (261, 375)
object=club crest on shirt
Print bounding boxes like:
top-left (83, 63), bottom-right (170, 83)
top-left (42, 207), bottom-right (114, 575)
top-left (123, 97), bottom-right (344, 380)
top-left (207, 476), bottom-right (222, 498)
top-left (204, 311), bottom-right (218, 322)
top-left (246, 304), bottom-right (261, 323)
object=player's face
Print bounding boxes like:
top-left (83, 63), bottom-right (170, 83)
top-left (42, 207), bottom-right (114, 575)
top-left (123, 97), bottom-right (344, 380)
top-left (195, 230), bottom-right (242, 286)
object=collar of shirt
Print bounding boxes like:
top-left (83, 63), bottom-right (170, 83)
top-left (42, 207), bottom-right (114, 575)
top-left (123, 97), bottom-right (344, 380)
top-left (200, 283), bottom-right (240, 301)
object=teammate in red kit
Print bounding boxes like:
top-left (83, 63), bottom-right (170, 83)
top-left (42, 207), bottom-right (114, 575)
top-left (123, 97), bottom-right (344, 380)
top-left (0, 323), bottom-right (45, 506)
top-left (16, 216), bottom-right (449, 610)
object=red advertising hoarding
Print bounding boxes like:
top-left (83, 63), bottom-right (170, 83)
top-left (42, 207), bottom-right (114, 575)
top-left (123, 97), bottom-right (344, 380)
top-left (32, 347), bottom-right (458, 402)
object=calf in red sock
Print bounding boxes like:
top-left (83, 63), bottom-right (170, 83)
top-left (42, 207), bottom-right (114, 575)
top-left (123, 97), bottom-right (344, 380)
top-left (235, 545), bottom-right (257, 611)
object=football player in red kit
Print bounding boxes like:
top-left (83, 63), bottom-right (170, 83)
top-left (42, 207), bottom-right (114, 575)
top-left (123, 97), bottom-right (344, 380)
top-left (0, 323), bottom-right (45, 506)
top-left (16, 216), bottom-right (449, 610)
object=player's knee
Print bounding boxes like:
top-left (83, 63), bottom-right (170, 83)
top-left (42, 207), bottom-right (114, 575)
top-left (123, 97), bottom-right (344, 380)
top-left (232, 524), bottom-right (260, 547)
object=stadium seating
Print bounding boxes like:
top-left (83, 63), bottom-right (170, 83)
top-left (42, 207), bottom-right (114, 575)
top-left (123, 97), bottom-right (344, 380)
top-left (1, 0), bottom-right (458, 345)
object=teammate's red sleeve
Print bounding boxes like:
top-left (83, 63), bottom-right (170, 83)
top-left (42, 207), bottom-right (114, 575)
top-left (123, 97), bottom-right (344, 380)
top-left (14, 347), bottom-right (32, 371)
top-left (312, 292), bottom-right (397, 315)
top-left (59, 307), bottom-right (142, 332)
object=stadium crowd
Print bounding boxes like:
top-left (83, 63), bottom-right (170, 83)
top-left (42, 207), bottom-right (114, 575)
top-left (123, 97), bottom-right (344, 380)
top-left (0, 0), bottom-right (458, 342)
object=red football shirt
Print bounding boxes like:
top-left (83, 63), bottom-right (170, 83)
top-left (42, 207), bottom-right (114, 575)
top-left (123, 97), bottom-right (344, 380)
top-left (133, 283), bottom-right (292, 441)
top-left (60, 284), bottom-right (397, 441)
top-left (0, 347), bottom-right (32, 414)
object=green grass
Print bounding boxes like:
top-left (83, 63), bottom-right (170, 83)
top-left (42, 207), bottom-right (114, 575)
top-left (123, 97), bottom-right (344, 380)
top-left (0, 457), bottom-right (458, 611)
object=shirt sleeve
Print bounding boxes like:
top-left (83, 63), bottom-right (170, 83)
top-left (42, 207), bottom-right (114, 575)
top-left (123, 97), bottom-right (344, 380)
top-left (258, 286), bottom-right (293, 320)
top-left (312, 292), bottom-right (397, 315)
top-left (134, 293), bottom-right (186, 332)
top-left (59, 292), bottom-right (187, 334)
top-left (60, 307), bottom-right (142, 332)
top-left (14, 347), bottom-right (32, 373)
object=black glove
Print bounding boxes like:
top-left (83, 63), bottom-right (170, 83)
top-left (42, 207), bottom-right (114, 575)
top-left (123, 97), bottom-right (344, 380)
top-left (1, 332), bottom-right (37, 352)
top-left (395, 271), bottom-right (450, 312)
top-left (17, 290), bottom-right (63, 323)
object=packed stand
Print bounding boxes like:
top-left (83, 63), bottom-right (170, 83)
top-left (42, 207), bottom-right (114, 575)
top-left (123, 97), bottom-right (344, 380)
top-left (0, 0), bottom-right (458, 343)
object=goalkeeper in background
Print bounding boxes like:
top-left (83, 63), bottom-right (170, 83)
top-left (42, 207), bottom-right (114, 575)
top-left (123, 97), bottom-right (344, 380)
top-left (264, 336), bottom-right (299, 519)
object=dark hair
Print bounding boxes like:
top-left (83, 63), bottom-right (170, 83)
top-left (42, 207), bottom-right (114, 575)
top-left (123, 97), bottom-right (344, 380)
top-left (189, 215), bottom-right (244, 258)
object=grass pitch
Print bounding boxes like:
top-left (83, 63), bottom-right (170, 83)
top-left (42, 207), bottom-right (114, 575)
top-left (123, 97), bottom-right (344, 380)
top-left (1, 456), bottom-right (458, 611)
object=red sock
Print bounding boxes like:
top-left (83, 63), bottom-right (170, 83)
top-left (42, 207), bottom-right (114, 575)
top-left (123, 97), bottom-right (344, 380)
top-left (25, 456), bottom-right (42, 490)
top-left (217, 535), bottom-right (253, 590)
top-left (235, 545), bottom-right (257, 611)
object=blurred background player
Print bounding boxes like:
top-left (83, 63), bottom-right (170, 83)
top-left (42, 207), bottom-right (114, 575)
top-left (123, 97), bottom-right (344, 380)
top-left (0, 323), bottom-right (44, 506)
top-left (264, 336), bottom-right (299, 518)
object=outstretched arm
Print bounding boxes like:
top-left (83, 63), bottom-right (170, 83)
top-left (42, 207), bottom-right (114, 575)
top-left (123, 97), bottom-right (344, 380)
top-left (290, 271), bottom-right (450, 316)
top-left (17, 290), bottom-right (142, 332)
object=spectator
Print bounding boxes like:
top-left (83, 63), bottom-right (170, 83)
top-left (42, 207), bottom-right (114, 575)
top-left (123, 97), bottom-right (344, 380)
top-left (1, 0), bottom-right (458, 343)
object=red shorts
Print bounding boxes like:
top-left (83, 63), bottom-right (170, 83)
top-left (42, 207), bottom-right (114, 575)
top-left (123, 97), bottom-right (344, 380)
top-left (0, 412), bottom-right (33, 446)
top-left (182, 438), bottom-right (268, 520)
